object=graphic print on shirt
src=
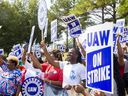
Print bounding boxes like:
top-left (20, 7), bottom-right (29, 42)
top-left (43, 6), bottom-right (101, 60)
top-left (0, 70), bottom-right (22, 95)
top-left (70, 70), bottom-right (76, 80)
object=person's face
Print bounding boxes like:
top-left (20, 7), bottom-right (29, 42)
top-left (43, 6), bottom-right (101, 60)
top-left (7, 60), bottom-right (16, 70)
top-left (67, 48), bottom-right (78, 62)
top-left (50, 53), bottom-right (56, 60)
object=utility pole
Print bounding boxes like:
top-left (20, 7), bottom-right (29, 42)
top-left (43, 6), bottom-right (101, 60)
top-left (66, 27), bottom-right (69, 51)
top-left (101, 6), bottom-right (104, 23)
top-left (72, 0), bottom-right (77, 48)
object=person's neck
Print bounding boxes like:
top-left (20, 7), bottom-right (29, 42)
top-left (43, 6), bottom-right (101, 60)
top-left (9, 67), bottom-right (17, 71)
top-left (70, 61), bottom-right (77, 64)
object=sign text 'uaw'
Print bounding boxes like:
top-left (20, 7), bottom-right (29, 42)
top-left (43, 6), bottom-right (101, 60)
top-left (86, 22), bottom-right (114, 94)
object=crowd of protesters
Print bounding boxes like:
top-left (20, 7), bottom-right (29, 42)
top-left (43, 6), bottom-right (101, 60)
top-left (0, 33), bottom-right (128, 96)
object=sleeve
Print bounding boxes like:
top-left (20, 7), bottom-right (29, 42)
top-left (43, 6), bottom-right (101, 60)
top-left (79, 64), bottom-right (86, 80)
top-left (41, 63), bottom-right (48, 72)
top-left (59, 61), bottom-right (68, 69)
top-left (58, 69), bottom-right (63, 83)
top-left (24, 61), bottom-right (33, 69)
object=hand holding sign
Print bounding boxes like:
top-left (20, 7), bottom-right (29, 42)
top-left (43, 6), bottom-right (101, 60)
top-left (75, 38), bottom-right (81, 47)
top-left (40, 40), bottom-right (47, 51)
top-left (64, 85), bottom-right (72, 90)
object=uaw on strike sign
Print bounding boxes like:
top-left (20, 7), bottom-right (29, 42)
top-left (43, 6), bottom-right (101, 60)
top-left (86, 23), bottom-right (114, 94)
top-left (62, 14), bottom-right (82, 38)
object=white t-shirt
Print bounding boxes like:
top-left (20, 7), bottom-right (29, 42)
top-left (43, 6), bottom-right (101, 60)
top-left (24, 61), bottom-right (44, 79)
top-left (59, 61), bottom-right (86, 88)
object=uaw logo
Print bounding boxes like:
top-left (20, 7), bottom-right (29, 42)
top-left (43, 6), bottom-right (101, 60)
top-left (22, 77), bottom-right (43, 96)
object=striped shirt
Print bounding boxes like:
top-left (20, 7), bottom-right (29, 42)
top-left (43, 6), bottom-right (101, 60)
top-left (0, 61), bottom-right (9, 72)
top-left (0, 69), bottom-right (22, 95)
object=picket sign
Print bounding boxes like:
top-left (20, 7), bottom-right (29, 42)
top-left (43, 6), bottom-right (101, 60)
top-left (44, 18), bottom-right (48, 38)
top-left (51, 19), bottom-right (57, 42)
top-left (38, 0), bottom-right (47, 31)
top-left (86, 22), bottom-right (114, 94)
top-left (27, 26), bottom-right (35, 54)
top-left (33, 43), bottom-right (42, 59)
top-left (123, 27), bottom-right (128, 42)
top-left (38, 0), bottom-right (47, 40)
top-left (62, 14), bottom-right (82, 38)
top-left (0, 49), bottom-right (4, 55)
top-left (61, 14), bottom-right (76, 24)
top-left (12, 44), bottom-right (22, 60)
top-left (113, 19), bottom-right (125, 52)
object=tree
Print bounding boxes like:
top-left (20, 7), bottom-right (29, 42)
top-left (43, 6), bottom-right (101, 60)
top-left (70, 0), bottom-right (119, 25)
top-left (0, 0), bottom-right (41, 53)
top-left (48, 0), bottom-right (79, 48)
top-left (117, 0), bottom-right (128, 25)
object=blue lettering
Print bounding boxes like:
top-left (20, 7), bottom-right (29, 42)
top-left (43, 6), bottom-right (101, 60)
top-left (100, 30), bottom-right (110, 46)
top-left (120, 27), bottom-right (124, 33)
top-left (113, 26), bottom-right (118, 33)
top-left (87, 72), bottom-right (91, 84)
top-left (93, 32), bottom-right (99, 46)
top-left (87, 30), bottom-right (110, 47)
top-left (87, 32), bottom-right (92, 47)
top-left (28, 87), bottom-right (37, 92)
top-left (71, 15), bottom-right (75, 20)
top-left (87, 65), bottom-right (110, 84)
top-left (63, 16), bottom-right (76, 23)
top-left (113, 33), bottom-right (116, 41)
top-left (63, 18), bottom-right (68, 22)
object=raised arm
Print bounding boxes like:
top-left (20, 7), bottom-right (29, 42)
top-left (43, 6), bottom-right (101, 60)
top-left (76, 38), bottom-right (86, 58)
top-left (22, 44), bottom-right (28, 64)
top-left (29, 52), bottom-right (42, 70)
top-left (22, 49), bottom-right (27, 64)
top-left (40, 40), bottom-right (60, 68)
top-left (117, 35), bottom-right (125, 66)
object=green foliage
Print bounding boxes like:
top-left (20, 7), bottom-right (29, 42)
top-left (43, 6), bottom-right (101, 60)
top-left (0, 0), bottom-right (41, 54)
top-left (70, 0), bottom-right (110, 15)
top-left (47, 0), bottom-right (73, 43)
top-left (1, 0), bottom-right (128, 54)
top-left (117, 0), bottom-right (128, 17)
top-left (70, 0), bottom-right (118, 24)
